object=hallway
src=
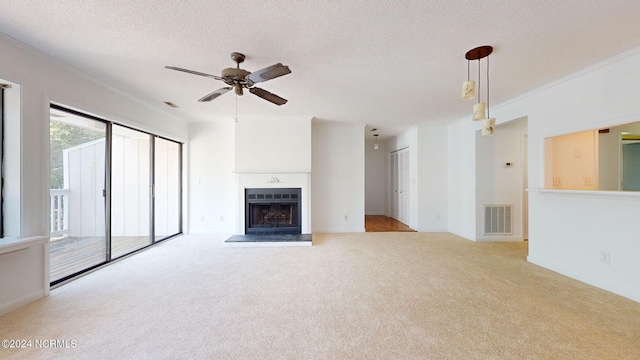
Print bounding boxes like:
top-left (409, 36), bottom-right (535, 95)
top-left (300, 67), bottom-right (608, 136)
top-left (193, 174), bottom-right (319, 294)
top-left (365, 215), bottom-right (416, 232)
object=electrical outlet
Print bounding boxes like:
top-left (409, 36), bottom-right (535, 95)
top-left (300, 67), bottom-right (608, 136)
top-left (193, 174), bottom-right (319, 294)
top-left (600, 250), bottom-right (610, 265)
top-left (200, 216), bottom-right (205, 222)
top-left (553, 177), bottom-right (562, 186)
top-left (344, 215), bottom-right (349, 221)
top-left (436, 214), bottom-right (441, 220)
top-left (584, 177), bottom-right (592, 186)
top-left (219, 216), bottom-right (224, 221)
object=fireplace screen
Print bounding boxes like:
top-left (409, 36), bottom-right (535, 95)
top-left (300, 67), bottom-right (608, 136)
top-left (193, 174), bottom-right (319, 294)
top-left (245, 188), bottom-right (301, 234)
top-left (249, 204), bottom-right (295, 228)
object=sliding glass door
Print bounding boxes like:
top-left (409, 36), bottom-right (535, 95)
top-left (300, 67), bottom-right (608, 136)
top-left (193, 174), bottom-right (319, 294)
top-left (111, 125), bottom-right (152, 258)
top-left (49, 107), bottom-right (107, 282)
top-left (49, 105), bottom-right (182, 285)
top-left (154, 137), bottom-right (181, 241)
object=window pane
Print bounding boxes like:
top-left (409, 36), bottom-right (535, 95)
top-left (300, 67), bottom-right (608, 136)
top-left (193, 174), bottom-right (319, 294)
top-left (111, 125), bottom-right (151, 258)
top-left (49, 107), bottom-right (107, 282)
top-left (154, 137), bottom-right (180, 240)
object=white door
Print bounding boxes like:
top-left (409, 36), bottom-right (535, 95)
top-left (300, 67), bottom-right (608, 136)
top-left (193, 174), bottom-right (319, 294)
top-left (390, 148), bottom-right (410, 225)
top-left (389, 152), bottom-right (398, 219)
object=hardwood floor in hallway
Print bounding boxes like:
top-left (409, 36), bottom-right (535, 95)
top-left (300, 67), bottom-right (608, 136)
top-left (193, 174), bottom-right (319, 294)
top-left (365, 215), bottom-right (416, 232)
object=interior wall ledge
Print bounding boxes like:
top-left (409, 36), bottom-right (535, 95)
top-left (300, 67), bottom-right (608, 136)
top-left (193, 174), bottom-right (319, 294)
top-left (0, 236), bottom-right (49, 255)
top-left (527, 188), bottom-right (640, 199)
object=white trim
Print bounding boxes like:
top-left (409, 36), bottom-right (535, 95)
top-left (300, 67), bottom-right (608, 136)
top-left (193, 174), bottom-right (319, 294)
top-left (311, 228), bottom-right (366, 233)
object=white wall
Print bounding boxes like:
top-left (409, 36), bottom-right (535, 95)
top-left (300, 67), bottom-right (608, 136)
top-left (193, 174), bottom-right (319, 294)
top-left (447, 119), bottom-right (477, 240)
top-left (461, 47), bottom-right (640, 302)
top-left (475, 118), bottom-right (527, 241)
top-left (311, 121), bottom-right (365, 232)
top-left (235, 116), bottom-right (312, 173)
top-left (0, 33), bottom-right (188, 315)
top-left (365, 140), bottom-right (387, 215)
top-left (416, 122), bottom-right (448, 232)
top-left (188, 122), bottom-right (236, 234)
top-left (188, 119), bottom-right (366, 234)
top-left (528, 190), bottom-right (640, 302)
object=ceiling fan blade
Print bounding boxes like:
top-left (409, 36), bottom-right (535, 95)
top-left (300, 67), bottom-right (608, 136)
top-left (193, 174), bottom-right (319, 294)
top-left (246, 63), bottom-right (291, 83)
top-left (165, 66), bottom-right (224, 80)
top-left (249, 87), bottom-right (288, 106)
top-left (198, 87), bottom-right (232, 102)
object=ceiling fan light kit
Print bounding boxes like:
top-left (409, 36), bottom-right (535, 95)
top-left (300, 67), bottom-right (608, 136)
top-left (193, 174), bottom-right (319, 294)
top-left (166, 52), bottom-right (291, 106)
top-left (463, 45), bottom-right (495, 136)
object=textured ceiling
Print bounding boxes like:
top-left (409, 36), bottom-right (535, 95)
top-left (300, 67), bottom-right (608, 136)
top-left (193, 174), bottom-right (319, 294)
top-left (1, 1), bottom-right (640, 138)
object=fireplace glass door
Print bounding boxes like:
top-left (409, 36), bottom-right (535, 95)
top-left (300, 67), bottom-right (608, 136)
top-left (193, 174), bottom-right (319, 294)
top-left (245, 188), bottom-right (301, 234)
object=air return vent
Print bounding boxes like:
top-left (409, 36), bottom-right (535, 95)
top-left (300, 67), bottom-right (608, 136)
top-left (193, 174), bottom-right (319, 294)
top-left (484, 205), bottom-right (513, 235)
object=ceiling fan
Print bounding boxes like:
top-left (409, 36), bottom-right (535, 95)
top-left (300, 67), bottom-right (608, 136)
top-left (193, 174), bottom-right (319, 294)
top-left (166, 52), bottom-right (291, 105)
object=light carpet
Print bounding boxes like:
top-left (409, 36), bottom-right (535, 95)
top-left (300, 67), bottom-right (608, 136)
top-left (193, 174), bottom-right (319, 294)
top-left (1, 232), bottom-right (639, 359)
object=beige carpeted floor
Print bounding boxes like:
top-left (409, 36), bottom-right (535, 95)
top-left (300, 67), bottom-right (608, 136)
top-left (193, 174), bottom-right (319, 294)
top-left (1, 232), bottom-right (639, 359)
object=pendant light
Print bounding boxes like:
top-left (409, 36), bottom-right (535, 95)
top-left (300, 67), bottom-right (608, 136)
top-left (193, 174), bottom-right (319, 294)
top-left (464, 46), bottom-right (493, 122)
top-left (461, 59), bottom-right (475, 99)
top-left (373, 133), bottom-right (379, 150)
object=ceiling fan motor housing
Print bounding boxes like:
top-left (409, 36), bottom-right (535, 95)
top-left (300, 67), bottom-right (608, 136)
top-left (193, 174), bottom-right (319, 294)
top-left (221, 67), bottom-right (251, 81)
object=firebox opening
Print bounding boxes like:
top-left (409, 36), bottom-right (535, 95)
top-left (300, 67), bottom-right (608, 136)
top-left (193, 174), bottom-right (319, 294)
top-left (245, 188), bottom-right (302, 234)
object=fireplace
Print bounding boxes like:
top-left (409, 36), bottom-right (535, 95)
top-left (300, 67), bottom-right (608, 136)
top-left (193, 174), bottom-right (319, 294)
top-left (245, 188), bottom-right (302, 234)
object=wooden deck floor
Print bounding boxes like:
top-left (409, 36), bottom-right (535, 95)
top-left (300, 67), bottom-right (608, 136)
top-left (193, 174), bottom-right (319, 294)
top-left (365, 215), bottom-right (416, 232)
top-left (50, 236), bottom-right (151, 282)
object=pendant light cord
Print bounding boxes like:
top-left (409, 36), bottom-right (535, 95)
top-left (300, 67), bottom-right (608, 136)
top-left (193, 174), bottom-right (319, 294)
top-left (477, 58), bottom-right (481, 104)
top-left (487, 55), bottom-right (490, 118)
top-left (235, 93), bottom-right (238, 122)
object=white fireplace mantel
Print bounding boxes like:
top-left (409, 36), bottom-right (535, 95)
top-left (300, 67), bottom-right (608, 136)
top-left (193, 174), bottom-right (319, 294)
top-left (235, 172), bottom-right (311, 234)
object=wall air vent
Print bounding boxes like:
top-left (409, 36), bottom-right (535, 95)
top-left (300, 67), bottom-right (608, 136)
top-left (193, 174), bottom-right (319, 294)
top-left (484, 204), bottom-right (513, 235)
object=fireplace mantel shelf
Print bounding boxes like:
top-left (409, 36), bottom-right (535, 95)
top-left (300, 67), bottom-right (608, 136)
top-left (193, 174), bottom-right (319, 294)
top-left (233, 170), bottom-right (311, 174)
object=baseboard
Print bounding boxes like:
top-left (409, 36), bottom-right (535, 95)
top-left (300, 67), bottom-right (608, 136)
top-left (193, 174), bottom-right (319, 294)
top-left (448, 230), bottom-right (475, 241)
top-left (0, 289), bottom-right (46, 317)
top-left (476, 235), bottom-right (525, 242)
top-left (527, 255), bottom-right (640, 304)
top-left (312, 228), bottom-right (366, 233)
top-left (414, 227), bottom-right (448, 232)
top-left (186, 229), bottom-right (233, 235)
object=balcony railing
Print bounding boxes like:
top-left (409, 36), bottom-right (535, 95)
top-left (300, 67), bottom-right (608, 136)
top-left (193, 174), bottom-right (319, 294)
top-left (50, 189), bottom-right (69, 237)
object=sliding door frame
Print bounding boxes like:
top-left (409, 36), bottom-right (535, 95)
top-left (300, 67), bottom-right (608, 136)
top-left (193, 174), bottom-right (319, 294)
top-left (0, 84), bottom-right (7, 237)
top-left (50, 104), bottom-right (183, 286)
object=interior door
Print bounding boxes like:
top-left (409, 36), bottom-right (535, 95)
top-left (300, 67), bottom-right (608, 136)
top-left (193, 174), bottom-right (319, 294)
top-left (390, 147), bottom-right (410, 225)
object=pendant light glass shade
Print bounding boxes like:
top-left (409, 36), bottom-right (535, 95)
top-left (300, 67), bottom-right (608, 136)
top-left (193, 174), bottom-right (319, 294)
top-left (461, 80), bottom-right (475, 99)
top-left (481, 118), bottom-right (495, 136)
top-left (473, 102), bottom-right (486, 121)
